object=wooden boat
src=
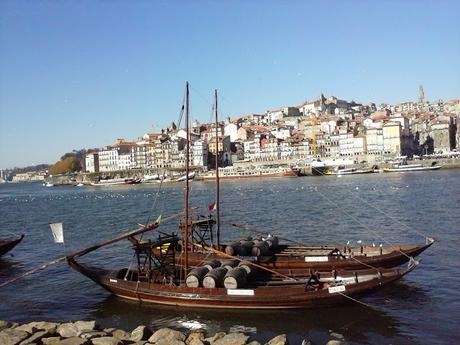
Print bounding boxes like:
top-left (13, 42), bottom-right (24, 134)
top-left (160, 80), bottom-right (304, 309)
top-left (201, 166), bottom-right (297, 180)
top-left (67, 84), bottom-right (420, 309)
top-left (0, 234), bottom-right (24, 257)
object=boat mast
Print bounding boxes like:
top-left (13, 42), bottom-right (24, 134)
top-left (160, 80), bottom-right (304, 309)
top-left (214, 89), bottom-right (221, 249)
top-left (184, 81), bottom-right (190, 273)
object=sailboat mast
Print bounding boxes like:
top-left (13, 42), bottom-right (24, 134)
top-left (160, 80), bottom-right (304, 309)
top-left (214, 89), bottom-right (221, 249)
top-left (184, 81), bottom-right (190, 273)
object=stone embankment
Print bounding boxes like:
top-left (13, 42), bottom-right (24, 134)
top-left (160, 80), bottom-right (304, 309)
top-left (0, 320), bottom-right (345, 345)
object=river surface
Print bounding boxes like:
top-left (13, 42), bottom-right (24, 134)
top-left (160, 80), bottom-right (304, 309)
top-left (1, 170), bottom-right (459, 344)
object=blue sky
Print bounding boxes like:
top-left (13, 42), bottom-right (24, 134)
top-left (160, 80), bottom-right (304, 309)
top-left (1, 0), bottom-right (459, 169)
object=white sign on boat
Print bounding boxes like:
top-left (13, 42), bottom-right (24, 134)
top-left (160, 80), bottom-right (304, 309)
top-left (304, 256), bottom-right (329, 262)
top-left (227, 289), bottom-right (255, 296)
top-left (328, 285), bottom-right (346, 294)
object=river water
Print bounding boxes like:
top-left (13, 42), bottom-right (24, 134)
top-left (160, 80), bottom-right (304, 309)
top-left (1, 170), bottom-right (459, 344)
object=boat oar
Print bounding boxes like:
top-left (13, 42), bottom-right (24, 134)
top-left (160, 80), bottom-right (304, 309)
top-left (0, 256), bottom-right (66, 288)
top-left (0, 210), bottom-right (187, 288)
top-left (192, 243), bottom-right (297, 281)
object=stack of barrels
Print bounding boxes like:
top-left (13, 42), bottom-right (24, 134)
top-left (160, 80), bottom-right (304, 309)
top-left (224, 235), bottom-right (279, 257)
top-left (185, 258), bottom-right (255, 289)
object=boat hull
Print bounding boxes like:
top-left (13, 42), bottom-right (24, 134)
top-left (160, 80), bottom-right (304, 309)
top-left (0, 235), bottom-right (24, 257)
top-left (184, 242), bottom-right (433, 270)
top-left (68, 259), bottom-right (415, 309)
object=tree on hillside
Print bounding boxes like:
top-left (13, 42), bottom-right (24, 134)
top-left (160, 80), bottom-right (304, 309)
top-left (49, 157), bottom-right (82, 175)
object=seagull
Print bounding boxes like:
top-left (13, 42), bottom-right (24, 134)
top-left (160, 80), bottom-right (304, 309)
top-left (372, 243), bottom-right (376, 247)
top-left (357, 240), bottom-right (362, 244)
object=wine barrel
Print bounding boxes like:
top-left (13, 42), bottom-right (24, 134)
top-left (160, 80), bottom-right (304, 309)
top-left (220, 259), bottom-right (239, 270)
top-left (238, 262), bottom-right (256, 276)
top-left (238, 241), bottom-right (254, 256)
top-left (251, 241), bottom-right (269, 256)
top-left (203, 267), bottom-right (228, 288)
top-left (203, 259), bottom-right (220, 271)
top-left (225, 242), bottom-right (240, 256)
top-left (186, 267), bottom-right (210, 288)
top-left (265, 235), bottom-right (279, 249)
top-left (224, 267), bottom-right (248, 289)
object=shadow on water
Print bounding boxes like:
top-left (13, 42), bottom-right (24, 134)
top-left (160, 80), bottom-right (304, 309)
top-left (90, 294), bottom-right (407, 345)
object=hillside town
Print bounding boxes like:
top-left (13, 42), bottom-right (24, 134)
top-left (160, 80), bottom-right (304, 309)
top-left (84, 87), bottom-right (460, 174)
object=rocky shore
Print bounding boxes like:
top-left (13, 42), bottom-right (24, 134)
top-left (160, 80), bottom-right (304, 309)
top-left (0, 320), bottom-right (345, 345)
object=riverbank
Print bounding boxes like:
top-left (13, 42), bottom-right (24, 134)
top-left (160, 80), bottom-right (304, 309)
top-left (0, 320), bottom-right (345, 345)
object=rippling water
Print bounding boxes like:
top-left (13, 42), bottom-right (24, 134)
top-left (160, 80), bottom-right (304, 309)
top-left (1, 170), bottom-right (460, 344)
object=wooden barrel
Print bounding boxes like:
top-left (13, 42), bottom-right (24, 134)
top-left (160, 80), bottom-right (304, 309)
top-left (265, 235), bottom-right (279, 249)
top-left (220, 259), bottom-right (239, 270)
top-left (225, 242), bottom-right (240, 256)
top-left (186, 267), bottom-right (210, 288)
top-left (251, 241), bottom-right (269, 256)
top-left (224, 267), bottom-right (248, 289)
top-left (238, 262), bottom-right (256, 276)
top-left (203, 259), bottom-right (220, 271)
top-left (238, 241), bottom-right (254, 256)
top-left (203, 267), bottom-right (228, 288)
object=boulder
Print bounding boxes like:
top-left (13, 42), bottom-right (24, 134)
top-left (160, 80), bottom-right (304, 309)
top-left (213, 332), bottom-right (249, 345)
top-left (204, 332), bottom-right (226, 344)
top-left (56, 337), bottom-right (91, 345)
top-left (247, 341), bottom-right (262, 345)
top-left (265, 334), bottom-right (289, 345)
top-left (74, 321), bottom-right (98, 333)
top-left (110, 329), bottom-right (131, 340)
top-left (91, 336), bottom-right (123, 345)
top-left (326, 341), bottom-right (344, 345)
top-left (186, 331), bottom-right (205, 345)
top-left (0, 320), bottom-right (12, 332)
top-left (0, 328), bottom-right (30, 345)
top-left (16, 321), bottom-right (59, 335)
top-left (79, 331), bottom-right (108, 340)
top-left (57, 323), bottom-right (80, 338)
top-left (19, 330), bottom-right (50, 345)
top-left (148, 328), bottom-right (186, 345)
top-left (300, 340), bottom-right (314, 345)
top-left (130, 326), bottom-right (153, 342)
top-left (42, 337), bottom-right (63, 345)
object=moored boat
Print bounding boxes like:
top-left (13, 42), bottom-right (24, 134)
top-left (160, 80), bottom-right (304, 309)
top-left (324, 167), bottom-right (374, 175)
top-left (0, 234), bottom-right (24, 257)
top-left (90, 178), bottom-right (141, 186)
top-left (201, 166), bottom-right (296, 180)
top-left (383, 162), bottom-right (441, 172)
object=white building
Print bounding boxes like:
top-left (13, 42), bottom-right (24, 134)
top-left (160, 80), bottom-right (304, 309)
top-left (192, 140), bottom-right (208, 168)
top-left (85, 153), bottom-right (99, 173)
top-left (224, 123), bottom-right (238, 142)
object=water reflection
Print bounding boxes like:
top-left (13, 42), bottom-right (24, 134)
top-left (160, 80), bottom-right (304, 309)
top-left (90, 295), bottom-right (405, 344)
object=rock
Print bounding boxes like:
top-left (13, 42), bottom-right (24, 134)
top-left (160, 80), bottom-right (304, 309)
top-left (186, 330), bottom-right (205, 345)
top-left (300, 340), bottom-right (313, 345)
top-left (42, 337), bottom-right (63, 345)
top-left (265, 334), bottom-right (289, 345)
top-left (19, 330), bottom-right (50, 345)
top-left (148, 328), bottom-right (186, 345)
top-left (204, 332), bottom-right (226, 344)
top-left (74, 321), bottom-right (98, 333)
top-left (213, 332), bottom-right (249, 345)
top-left (130, 326), bottom-right (153, 342)
top-left (79, 331), bottom-right (108, 340)
top-left (110, 329), bottom-right (131, 340)
top-left (16, 321), bottom-right (59, 335)
top-left (247, 341), bottom-right (261, 345)
top-left (0, 320), bottom-right (12, 332)
top-left (56, 337), bottom-right (91, 345)
top-left (102, 328), bottom-right (117, 334)
top-left (325, 341), bottom-right (344, 345)
top-left (0, 328), bottom-right (30, 345)
top-left (91, 336), bottom-right (123, 345)
top-left (57, 323), bottom-right (80, 338)
top-left (188, 340), bottom-right (205, 345)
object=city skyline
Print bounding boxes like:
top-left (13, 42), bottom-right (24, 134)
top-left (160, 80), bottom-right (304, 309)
top-left (1, 1), bottom-right (459, 169)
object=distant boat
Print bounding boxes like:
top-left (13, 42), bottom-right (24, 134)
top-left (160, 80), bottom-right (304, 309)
top-left (90, 178), bottom-right (141, 186)
top-left (324, 167), bottom-right (374, 176)
top-left (43, 182), bottom-right (54, 187)
top-left (0, 234), bottom-right (24, 257)
top-left (142, 174), bottom-right (160, 183)
top-left (201, 166), bottom-right (296, 180)
top-left (177, 171), bottom-right (196, 182)
top-left (383, 162), bottom-right (441, 172)
top-left (76, 183), bottom-right (84, 187)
